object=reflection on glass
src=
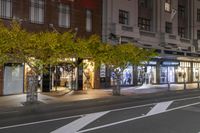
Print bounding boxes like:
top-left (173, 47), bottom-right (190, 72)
top-left (160, 67), bottom-right (175, 83)
top-left (52, 64), bottom-right (76, 90)
top-left (110, 65), bottom-right (133, 86)
top-left (176, 67), bottom-right (188, 83)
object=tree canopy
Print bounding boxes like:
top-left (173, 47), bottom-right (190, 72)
top-left (0, 21), bottom-right (157, 96)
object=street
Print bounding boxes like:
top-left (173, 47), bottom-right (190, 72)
top-left (1, 94), bottom-right (200, 133)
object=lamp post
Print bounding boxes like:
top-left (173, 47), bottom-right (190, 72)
top-left (183, 68), bottom-right (186, 90)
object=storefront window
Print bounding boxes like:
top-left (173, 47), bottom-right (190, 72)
top-left (176, 62), bottom-right (190, 83)
top-left (137, 66), bottom-right (145, 85)
top-left (83, 60), bottom-right (94, 90)
top-left (52, 64), bottom-right (76, 91)
top-left (146, 66), bottom-right (156, 84)
top-left (137, 66), bottom-right (156, 85)
top-left (193, 63), bottom-right (200, 82)
top-left (110, 65), bottom-right (133, 86)
top-left (121, 66), bottom-right (133, 85)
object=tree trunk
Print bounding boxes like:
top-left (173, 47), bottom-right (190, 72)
top-left (113, 75), bottom-right (121, 96)
top-left (26, 75), bottom-right (38, 103)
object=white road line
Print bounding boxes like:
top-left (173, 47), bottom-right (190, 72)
top-left (146, 101), bottom-right (173, 116)
top-left (0, 115), bottom-right (83, 130)
top-left (78, 101), bottom-right (200, 133)
top-left (51, 111), bottom-right (110, 133)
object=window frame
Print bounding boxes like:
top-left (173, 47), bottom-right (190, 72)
top-left (165, 0), bottom-right (171, 12)
top-left (29, 0), bottom-right (45, 24)
top-left (86, 9), bottom-right (92, 32)
top-left (0, 0), bottom-right (12, 19)
top-left (58, 3), bottom-right (70, 28)
top-left (138, 17), bottom-right (151, 31)
top-left (197, 30), bottom-right (200, 40)
top-left (178, 27), bottom-right (186, 38)
top-left (165, 22), bottom-right (172, 34)
top-left (119, 10), bottom-right (129, 25)
top-left (178, 5), bottom-right (185, 18)
top-left (197, 9), bottom-right (200, 22)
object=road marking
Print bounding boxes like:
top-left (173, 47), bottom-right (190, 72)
top-left (1, 95), bottom-right (200, 130)
top-left (78, 101), bottom-right (200, 133)
top-left (51, 111), bottom-right (109, 133)
top-left (146, 101), bottom-right (173, 116)
top-left (0, 115), bottom-right (83, 130)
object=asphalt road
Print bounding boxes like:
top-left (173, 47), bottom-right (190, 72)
top-left (1, 94), bottom-right (200, 133)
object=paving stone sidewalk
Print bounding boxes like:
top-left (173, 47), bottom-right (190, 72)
top-left (0, 83), bottom-right (199, 110)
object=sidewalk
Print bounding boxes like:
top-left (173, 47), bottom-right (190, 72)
top-left (0, 83), bottom-right (199, 110)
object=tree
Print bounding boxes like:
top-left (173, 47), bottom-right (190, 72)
top-left (94, 42), bottom-right (157, 95)
top-left (0, 21), bottom-right (77, 102)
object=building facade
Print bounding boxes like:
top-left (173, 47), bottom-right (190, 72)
top-left (0, 0), bottom-right (102, 95)
top-left (102, 0), bottom-right (200, 88)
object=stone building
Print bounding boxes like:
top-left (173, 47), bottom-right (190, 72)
top-left (0, 0), bottom-right (102, 95)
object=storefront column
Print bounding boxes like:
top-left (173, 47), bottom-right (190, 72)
top-left (0, 67), bottom-right (3, 95)
top-left (77, 66), bottom-right (83, 90)
top-left (105, 67), bottom-right (111, 88)
top-left (156, 61), bottom-right (161, 84)
top-left (99, 64), bottom-right (107, 89)
top-left (133, 65), bottom-right (138, 86)
top-left (94, 69), bottom-right (100, 89)
top-left (42, 67), bottom-right (51, 92)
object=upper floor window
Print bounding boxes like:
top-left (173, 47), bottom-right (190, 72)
top-left (30, 0), bottom-right (44, 24)
top-left (165, 0), bottom-right (171, 12)
top-left (86, 9), bottom-right (92, 32)
top-left (197, 30), bottom-right (200, 39)
top-left (197, 9), bottom-right (200, 22)
top-left (178, 5), bottom-right (185, 18)
top-left (0, 0), bottom-right (12, 18)
top-left (138, 0), bottom-right (152, 8)
top-left (138, 17), bottom-right (150, 31)
top-left (58, 4), bottom-right (70, 28)
top-left (165, 22), bottom-right (172, 33)
top-left (178, 27), bottom-right (185, 38)
top-left (119, 10), bottom-right (129, 25)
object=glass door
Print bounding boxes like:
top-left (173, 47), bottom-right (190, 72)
top-left (160, 66), bottom-right (175, 83)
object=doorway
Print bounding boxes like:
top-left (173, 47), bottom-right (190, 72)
top-left (160, 66), bottom-right (175, 83)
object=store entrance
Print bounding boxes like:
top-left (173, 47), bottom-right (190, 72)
top-left (52, 64), bottom-right (76, 91)
top-left (160, 66), bottom-right (175, 83)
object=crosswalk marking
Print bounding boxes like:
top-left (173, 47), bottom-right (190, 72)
top-left (146, 101), bottom-right (173, 116)
top-left (51, 111), bottom-right (110, 133)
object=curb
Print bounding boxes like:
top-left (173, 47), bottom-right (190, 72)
top-left (1, 88), bottom-right (200, 120)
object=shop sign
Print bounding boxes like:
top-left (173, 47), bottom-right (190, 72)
top-left (100, 64), bottom-right (106, 77)
top-left (148, 61), bottom-right (157, 65)
top-left (161, 61), bottom-right (180, 66)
